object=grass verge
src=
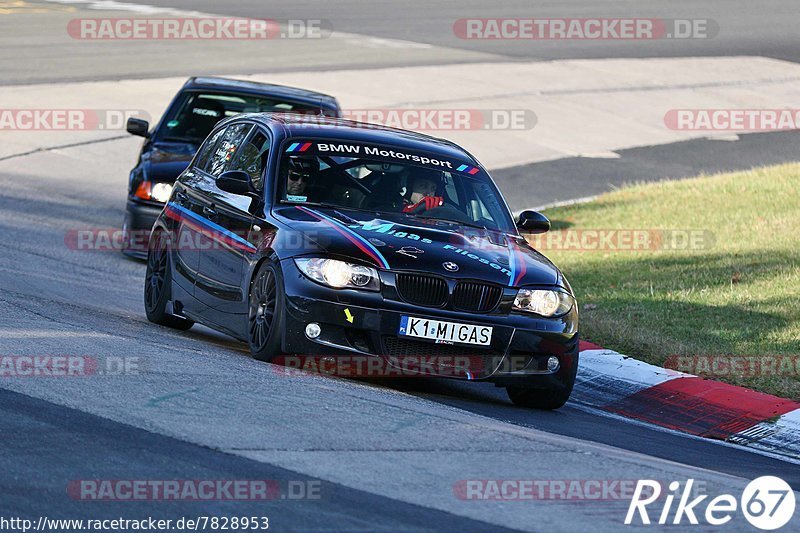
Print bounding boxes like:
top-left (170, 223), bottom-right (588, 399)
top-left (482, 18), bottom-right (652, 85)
top-left (535, 163), bottom-right (800, 399)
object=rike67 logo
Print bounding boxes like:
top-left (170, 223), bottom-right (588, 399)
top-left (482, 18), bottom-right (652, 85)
top-left (626, 477), bottom-right (795, 530)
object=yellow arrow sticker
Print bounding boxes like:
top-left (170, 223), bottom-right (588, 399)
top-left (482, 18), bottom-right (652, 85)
top-left (344, 308), bottom-right (354, 323)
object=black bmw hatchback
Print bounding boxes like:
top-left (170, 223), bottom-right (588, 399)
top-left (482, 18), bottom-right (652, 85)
top-left (123, 76), bottom-right (341, 257)
top-left (144, 113), bottom-right (579, 409)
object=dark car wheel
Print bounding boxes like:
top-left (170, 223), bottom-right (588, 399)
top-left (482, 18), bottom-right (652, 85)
top-left (144, 231), bottom-right (194, 330)
top-left (248, 262), bottom-right (285, 362)
top-left (506, 386), bottom-right (573, 410)
top-left (120, 215), bottom-right (132, 255)
top-left (506, 351), bottom-right (579, 410)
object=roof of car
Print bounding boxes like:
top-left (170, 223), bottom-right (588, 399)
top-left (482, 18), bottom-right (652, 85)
top-left (239, 113), bottom-right (480, 166)
top-left (183, 77), bottom-right (339, 111)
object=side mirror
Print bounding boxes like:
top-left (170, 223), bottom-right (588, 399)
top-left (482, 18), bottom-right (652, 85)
top-left (126, 117), bottom-right (150, 137)
top-left (216, 170), bottom-right (253, 195)
top-left (516, 210), bottom-right (550, 233)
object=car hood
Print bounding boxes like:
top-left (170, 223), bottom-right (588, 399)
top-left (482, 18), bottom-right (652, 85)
top-left (274, 205), bottom-right (561, 287)
top-left (143, 141), bottom-right (198, 183)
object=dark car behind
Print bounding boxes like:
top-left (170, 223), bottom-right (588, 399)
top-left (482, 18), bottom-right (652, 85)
top-left (122, 76), bottom-right (341, 257)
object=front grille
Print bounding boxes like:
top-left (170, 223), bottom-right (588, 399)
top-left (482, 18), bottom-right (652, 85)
top-left (395, 273), bottom-right (448, 307)
top-left (381, 336), bottom-right (503, 378)
top-left (452, 281), bottom-right (503, 313)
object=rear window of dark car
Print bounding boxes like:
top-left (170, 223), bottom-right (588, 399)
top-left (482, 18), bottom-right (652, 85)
top-left (157, 92), bottom-right (319, 144)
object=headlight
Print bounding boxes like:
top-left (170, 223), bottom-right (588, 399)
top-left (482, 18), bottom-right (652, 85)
top-left (150, 183), bottom-right (174, 203)
top-left (294, 258), bottom-right (380, 291)
top-left (513, 289), bottom-right (574, 317)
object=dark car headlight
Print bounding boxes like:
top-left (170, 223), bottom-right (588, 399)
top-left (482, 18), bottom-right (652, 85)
top-left (150, 183), bottom-right (174, 203)
top-left (513, 289), bottom-right (574, 317)
top-left (133, 181), bottom-right (173, 203)
top-left (294, 258), bottom-right (380, 291)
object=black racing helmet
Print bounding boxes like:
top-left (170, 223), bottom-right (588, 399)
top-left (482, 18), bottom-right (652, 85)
top-left (405, 167), bottom-right (443, 198)
top-left (286, 155), bottom-right (320, 178)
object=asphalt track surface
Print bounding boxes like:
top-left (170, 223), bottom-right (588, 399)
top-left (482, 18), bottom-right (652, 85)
top-left (1, 1), bottom-right (800, 531)
top-left (498, 129), bottom-right (800, 210)
top-left (3, 0), bottom-right (800, 86)
top-left (133, 0), bottom-right (800, 62)
top-left (0, 388), bottom-right (518, 532)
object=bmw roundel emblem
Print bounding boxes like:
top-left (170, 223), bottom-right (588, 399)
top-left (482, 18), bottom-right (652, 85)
top-left (443, 261), bottom-right (459, 272)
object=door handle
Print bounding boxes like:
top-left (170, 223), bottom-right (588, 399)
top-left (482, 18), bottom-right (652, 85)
top-left (203, 205), bottom-right (217, 218)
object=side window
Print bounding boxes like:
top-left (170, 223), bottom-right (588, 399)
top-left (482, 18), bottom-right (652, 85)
top-left (206, 123), bottom-right (252, 177)
top-left (442, 173), bottom-right (460, 205)
top-left (229, 129), bottom-right (270, 191)
top-left (194, 127), bottom-right (226, 170)
top-left (466, 181), bottom-right (504, 225)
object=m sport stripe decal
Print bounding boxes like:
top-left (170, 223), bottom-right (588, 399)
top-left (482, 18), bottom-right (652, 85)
top-left (165, 202), bottom-right (256, 252)
top-left (506, 238), bottom-right (527, 287)
top-left (295, 206), bottom-right (391, 269)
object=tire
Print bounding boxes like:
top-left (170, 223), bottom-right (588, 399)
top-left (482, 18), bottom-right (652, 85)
top-left (120, 215), bottom-right (131, 255)
top-left (144, 231), bottom-right (194, 330)
top-left (248, 261), bottom-right (285, 362)
top-left (506, 386), bottom-right (572, 410)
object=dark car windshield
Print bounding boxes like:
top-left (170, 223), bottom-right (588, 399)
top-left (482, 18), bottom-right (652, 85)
top-left (277, 150), bottom-right (515, 233)
top-left (157, 92), bottom-right (321, 144)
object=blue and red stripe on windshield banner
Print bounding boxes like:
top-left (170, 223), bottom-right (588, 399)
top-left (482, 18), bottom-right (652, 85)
top-left (285, 142), bottom-right (313, 153)
top-left (456, 164), bottom-right (480, 175)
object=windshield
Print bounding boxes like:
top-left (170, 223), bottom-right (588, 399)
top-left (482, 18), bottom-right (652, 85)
top-left (277, 144), bottom-right (515, 233)
top-left (157, 92), bottom-right (321, 144)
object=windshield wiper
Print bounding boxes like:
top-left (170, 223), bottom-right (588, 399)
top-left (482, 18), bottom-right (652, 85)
top-left (286, 202), bottom-right (392, 217)
top-left (406, 214), bottom-right (492, 231)
top-left (285, 202), bottom-right (496, 231)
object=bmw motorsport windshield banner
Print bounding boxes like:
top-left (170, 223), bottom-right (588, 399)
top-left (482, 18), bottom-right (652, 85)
top-left (284, 140), bottom-right (484, 176)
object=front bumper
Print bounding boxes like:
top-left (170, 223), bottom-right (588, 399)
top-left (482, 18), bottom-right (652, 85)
top-left (278, 259), bottom-right (579, 390)
top-left (122, 199), bottom-right (164, 259)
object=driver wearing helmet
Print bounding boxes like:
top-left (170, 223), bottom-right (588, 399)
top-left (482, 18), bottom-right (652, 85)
top-left (402, 169), bottom-right (444, 213)
top-left (285, 156), bottom-right (319, 202)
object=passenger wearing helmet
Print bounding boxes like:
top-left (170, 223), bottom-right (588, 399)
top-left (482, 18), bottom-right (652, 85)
top-left (284, 156), bottom-right (319, 202)
top-left (402, 169), bottom-right (444, 213)
top-left (360, 162), bottom-right (408, 211)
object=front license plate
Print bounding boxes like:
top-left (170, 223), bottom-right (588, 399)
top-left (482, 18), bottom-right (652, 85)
top-left (398, 316), bottom-right (492, 346)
